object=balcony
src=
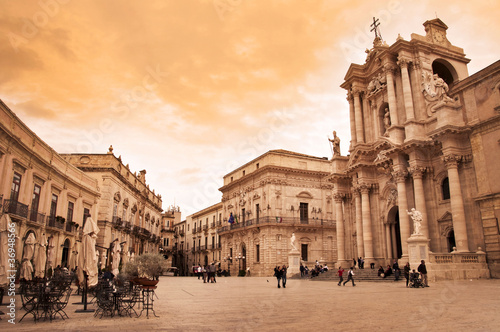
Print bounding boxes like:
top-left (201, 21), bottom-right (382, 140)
top-left (112, 216), bottom-right (123, 229)
top-left (3, 199), bottom-right (29, 219)
top-left (217, 216), bottom-right (335, 234)
top-left (46, 216), bottom-right (65, 230)
top-left (210, 222), bottom-right (215, 229)
top-left (202, 225), bottom-right (208, 232)
top-left (29, 209), bottom-right (46, 225)
top-left (192, 227), bottom-right (197, 234)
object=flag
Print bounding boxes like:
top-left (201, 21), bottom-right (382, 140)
top-left (234, 214), bottom-right (239, 224)
top-left (228, 213), bottom-right (235, 224)
top-left (276, 217), bottom-right (282, 223)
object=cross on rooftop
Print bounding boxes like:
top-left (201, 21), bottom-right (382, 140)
top-left (370, 17), bottom-right (382, 40)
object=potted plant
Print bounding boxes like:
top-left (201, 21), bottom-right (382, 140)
top-left (122, 253), bottom-right (167, 286)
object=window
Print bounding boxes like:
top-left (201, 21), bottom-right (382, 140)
top-left (230, 177), bottom-right (233, 182)
top-left (256, 204), bottom-right (260, 222)
top-left (300, 202), bottom-right (308, 223)
top-left (122, 206), bottom-right (127, 221)
top-left (130, 211), bottom-right (135, 224)
top-left (10, 173), bottom-right (22, 201)
top-left (256, 163), bottom-right (259, 170)
top-left (113, 203), bottom-right (118, 217)
top-left (67, 201), bottom-right (74, 223)
top-left (50, 194), bottom-right (58, 218)
top-left (256, 244), bottom-right (260, 263)
top-left (241, 208), bottom-right (245, 223)
top-left (30, 184), bottom-right (41, 221)
top-left (442, 177), bottom-right (450, 200)
top-left (242, 170), bottom-right (245, 176)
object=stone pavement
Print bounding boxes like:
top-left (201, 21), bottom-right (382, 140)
top-left (2, 276), bottom-right (500, 331)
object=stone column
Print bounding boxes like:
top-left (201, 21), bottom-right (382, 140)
top-left (444, 154), bottom-right (469, 252)
top-left (397, 56), bottom-right (415, 121)
top-left (409, 166), bottom-right (429, 239)
top-left (334, 193), bottom-right (345, 263)
top-left (385, 223), bottom-right (392, 259)
top-left (392, 169), bottom-right (410, 259)
top-left (353, 190), bottom-right (364, 258)
top-left (360, 184), bottom-right (373, 260)
top-left (391, 223), bottom-right (398, 259)
top-left (353, 89), bottom-right (365, 143)
top-left (384, 65), bottom-right (399, 126)
top-left (347, 92), bottom-right (357, 147)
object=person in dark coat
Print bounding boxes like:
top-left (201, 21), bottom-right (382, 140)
top-left (274, 266), bottom-right (282, 288)
top-left (403, 262), bottom-right (411, 287)
top-left (418, 260), bottom-right (429, 287)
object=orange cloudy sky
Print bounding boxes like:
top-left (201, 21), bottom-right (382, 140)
top-left (1, 0), bottom-right (499, 216)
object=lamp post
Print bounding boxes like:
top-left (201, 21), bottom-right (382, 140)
top-left (236, 253), bottom-right (245, 275)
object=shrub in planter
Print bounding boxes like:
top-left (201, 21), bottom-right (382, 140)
top-left (121, 253), bottom-right (167, 284)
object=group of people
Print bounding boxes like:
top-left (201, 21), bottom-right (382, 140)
top-left (196, 264), bottom-right (218, 283)
top-left (376, 260), bottom-right (428, 287)
top-left (273, 265), bottom-right (288, 288)
top-left (336, 266), bottom-right (356, 286)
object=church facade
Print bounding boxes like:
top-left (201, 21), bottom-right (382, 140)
top-left (331, 18), bottom-right (499, 279)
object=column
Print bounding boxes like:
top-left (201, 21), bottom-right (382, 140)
top-left (393, 169), bottom-right (410, 258)
top-left (409, 166), bottom-right (429, 238)
top-left (353, 190), bottom-right (364, 258)
top-left (360, 184), bottom-right (373, 259)
top-left (397, 56), bottom-right (415, 121)
top-left (384, 65), bottom-right (399, 125)
top-left (444, 154), bottom-right (469, 252)
top-left (347, 92), bottom-right (357, 147)
top-left (0, 153), bottom-right (13, 198)
top-left (353, 89), bottom-right (365, 143)
top-left (334, 193), bottom-right (345, 263)
top-left (391, 223), bottom-right (398, 259)
top-left (385, 223), bottom-right (392, 259)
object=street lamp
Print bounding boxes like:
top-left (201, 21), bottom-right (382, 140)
top-left (236, 253), bottom-right (245, 274)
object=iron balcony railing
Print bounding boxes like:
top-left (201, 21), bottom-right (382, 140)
top-left (29, 209), bottom-right (46, 225)
top-left (217, 216), bottom-right (335, 234)
top-left (3, 199), bottom-right (29, 219)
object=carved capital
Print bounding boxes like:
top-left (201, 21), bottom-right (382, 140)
top-left (383, 64), bottom-right (397, 75)
top-left (333, 193), bottom-right (344, 202)
top-left (359, 183), bottom-right (370, 194)
top-left (397, 55), bottom-right (411, 68)
top-left (351, 88), bottom-right (363, 97)
top-left (391, 170), bottom-right (408, 183)
top-left (443, 154), bottom-right (460, 169)
top-left (408, 166), bottom-right (426, 179)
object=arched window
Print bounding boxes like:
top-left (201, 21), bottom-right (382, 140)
top-left (442, 177), bottom-right (450, 200)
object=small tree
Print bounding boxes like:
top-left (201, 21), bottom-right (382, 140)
top-left (122, 253), bottom-right (167, 280)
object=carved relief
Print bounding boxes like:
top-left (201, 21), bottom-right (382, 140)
top-left (421, 71), bottom-right (460, 115)
top-left (367, 72), bottom-right (387, 96)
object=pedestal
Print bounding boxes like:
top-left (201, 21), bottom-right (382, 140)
top-left (407, 234), bottom-right (430, 271)
top-left (288, 249), bottom-right (301, 276)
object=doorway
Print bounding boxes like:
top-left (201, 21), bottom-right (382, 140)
top-left (301, 244), bottom-right (308, 261)
top-left (61, 238), bottom-right (70, 268)
top-left (447, 229), bottom-right (456, 252)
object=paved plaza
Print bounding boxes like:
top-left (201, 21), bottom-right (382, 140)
top-left (1, 276), bottom-right (500, 331)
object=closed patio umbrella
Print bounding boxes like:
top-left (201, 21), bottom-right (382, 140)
top-left (20, 233), bottom-right (36, 280)
top-left (46, 235), bottom-right (55, 271)
top-left (33, 233), bottom-right (47, 278)
top-left (111, 240), bottom-right (121, 276)
top-left (80, 216), bottom-right (99, 287)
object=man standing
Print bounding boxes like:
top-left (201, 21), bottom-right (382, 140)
top-left (274, 266), bottom-right (282, 288)
top-left (393, 259), bottom-right (400, 281)
top-left (336, 266), bottom-right (344, 286)
top-left (343, 267), bottom-right (356, 286)
top-left (281, 265), bottom-right (288, 288)
top-left (418, 260), bottom-right (429, 287)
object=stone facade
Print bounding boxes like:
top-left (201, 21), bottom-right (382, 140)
top-left (171, 219), bottom-right (187, 275)
top-left (335, 18), bottom-right (498, 280)
top-left (160, 206), bottom-right (181, 269)
top-left (218, 150), bottom-right (336, 277)
top-left (0, 100), bottom-right (100, 273)
top-left (185, 203), bottom-right (222, 271)
top-left (61, 149), bottom-right (163, 269)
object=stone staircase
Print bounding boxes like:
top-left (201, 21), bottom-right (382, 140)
top-left (310, 268), bottom-right (403, 282)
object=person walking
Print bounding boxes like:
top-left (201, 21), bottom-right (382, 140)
top-left (343, 267), bottom-right (356, 286)
top-left (403, 262), bottom-right (411, 287)
top-left (274, 265), bottom-right (282, 288)
top-left (337, 266), bottom-right (345, 286)
top-left (281, 265), bottom-right (288, 288)
top-left (393, 259), bottom-right (400, 281)
top-left (418, 260), bottom-right (429, 287)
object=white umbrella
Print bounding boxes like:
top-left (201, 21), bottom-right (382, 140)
top-left (0, 214), bottom-right (12, 287)
top-left (33, 233), bottom-right (47, 278)
top-left (79, 216), bottom-right (99, 287)
top-left (111, 241), bottom-right (121, 276)
top-left (20, 233), bottom-right (36, 280)
top-left (46, 235), bottom-right (55, 270)
top-left (100, 250), bottom-right (106, 271)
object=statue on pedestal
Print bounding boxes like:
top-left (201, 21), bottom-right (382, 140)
top-left (407, 208), bottom-right (422, 235)
top-left (328, 131), bottom-right (341, 157)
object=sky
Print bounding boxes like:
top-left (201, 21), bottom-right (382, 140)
top-left (1, 0), bottom-right (499, 217)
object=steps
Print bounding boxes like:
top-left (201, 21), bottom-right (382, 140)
top-left (310, 268), bottom-right (403, 282)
